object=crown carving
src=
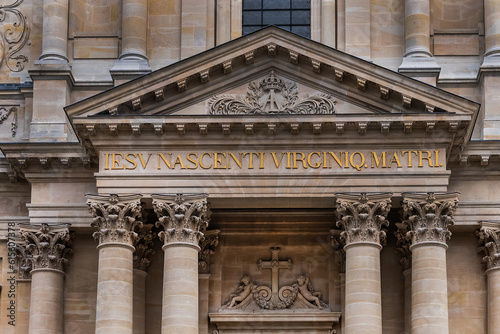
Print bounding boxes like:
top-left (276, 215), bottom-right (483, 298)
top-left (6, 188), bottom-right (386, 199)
top-left (152, 193), bottom-right (210, 247)
top-left (335, 193), bottom-right (392, 246)
top-left (19, 223), bottom-right (73, 272)
top-left (402, 192), bottom-right (459, 246)
top-left (86, 194), bottom-right (143, 246)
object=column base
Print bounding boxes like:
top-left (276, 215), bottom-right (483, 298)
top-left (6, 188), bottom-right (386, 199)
top-left (110, 59), bottom-right (152, 86)
top-left (398, 56), bottom-right (441, 85)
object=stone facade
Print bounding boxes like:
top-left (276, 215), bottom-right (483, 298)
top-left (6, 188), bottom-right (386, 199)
top-left (0, 1), bottom-right (498, 333)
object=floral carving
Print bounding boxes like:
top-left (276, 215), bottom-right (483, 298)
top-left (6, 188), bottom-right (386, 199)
top-left (330, 229), bottom-right (346, 273)
top-left (209, 71), bottom-right (336, 115)
top-left (19, 223), bottom-right (73, 272)
top-left (0, 0), bottom-right (30, 72)
top-left (152, 193), bottom-right (210, 246)
top-left (199, 229), bottom-right (219, 274)
top-left (86, 194), bottom-right (143, 245)
top-left (133, 225), bottom-right (155, 271)
top-left (402, 192), bottom-right (459, 245)
top-left (477, 222), bottom-right (500, 270)
top-left (335, 193), bottom-right (392, 246)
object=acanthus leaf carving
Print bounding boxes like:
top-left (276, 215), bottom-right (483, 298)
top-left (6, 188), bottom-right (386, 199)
top-left (395, 222), bottom-right (412, 270)
top-left (152, 193), bottom-right (210, 247)
top-left (209, 71), bottom-right (336, 115)
top-left (335, 193), bottom-right (392, 246)
top-left (86, 194), bottom-right (143, 246)
top-left (402, 192), bottom-right (459, 245)
top-left (476, 222), bottom-right (500, 270)
top-left (19, 223), bottom-right (73, 272)
top-left (16, 240), bottom-right (32, 279)
top-left (330, 229), bottom-right (346, 274)
top-left (199, 229), bottom-right (219, 274)
top-left (133, 224), bottom-right (156, 271)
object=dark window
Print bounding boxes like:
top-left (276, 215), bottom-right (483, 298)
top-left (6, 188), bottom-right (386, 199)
top-left (242, 0), bottom-right (311, 38)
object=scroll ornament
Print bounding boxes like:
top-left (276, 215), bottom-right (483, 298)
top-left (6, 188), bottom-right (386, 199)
top-left (0, 0), bottom-right (30, 72)
top-left (209, 71), bottom-right (336, 115)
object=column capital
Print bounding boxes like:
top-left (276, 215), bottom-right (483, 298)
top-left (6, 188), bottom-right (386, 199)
top-left (477, 221), bottom-right (500, 271)
top-left (395, 222), bottom-right (412, 271)
top-left (330, 229), bottom-right (346, 273)
top-left (402, 192), bottom-right (459, 247)
top-left (152, 193), bottom-right (210, 248)
top-left (133, 224), bottom-right (156, 271)
top-left (86, 193), bottom-right (143, 246)
top-left (335, 192), bottom-right (392, 247)
top-left (16, 241), bottom-right (33, 279)
top-left (19, 223), bottom-right (73, 273)
top-left (199, 229), bottom-right (219, 274)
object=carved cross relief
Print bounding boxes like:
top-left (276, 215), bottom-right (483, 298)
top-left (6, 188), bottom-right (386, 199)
top-left (257, 247), bottom-right (292, 299)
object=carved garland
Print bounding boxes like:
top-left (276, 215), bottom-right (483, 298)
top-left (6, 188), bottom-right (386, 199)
top-left (19, 223), bottom-right (73, 272)
top-left (0, 0), bottom-right (30, 72)
top-left (402, 192), bottom-right (459, 245)
top-left (0, 106), bottom-right (17, 136)
top-left (336, 193), bottom-right (392, 246)
top-left (209, 71), bottom-right (336, 115)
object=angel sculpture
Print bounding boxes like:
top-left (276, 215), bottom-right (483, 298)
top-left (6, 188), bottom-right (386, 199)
top-left (227, 275), bottom-right (255, 308)
top-left (294, 275), bottom-right (322, 308)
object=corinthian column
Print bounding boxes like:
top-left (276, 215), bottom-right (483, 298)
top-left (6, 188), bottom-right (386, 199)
top-left (19, 223), bottom-right (73, 334)
top-left (402, 192), bottom-right (459, 334)
top-left (336, 192), bottom-right (392, 334)
top-left (87, 194), bottom-right (143, 334)
top-left (477, 222), bottom-right (500, 334)
top-left (152, 193), bottom-right (210, 334)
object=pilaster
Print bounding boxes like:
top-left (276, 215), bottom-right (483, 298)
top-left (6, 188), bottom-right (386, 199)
top-left (395, 223), bottom-right (412, 334)
top-left (87, 194), bottom-right (143, 334)
top-left (402, 192), bottom-right (459, 334)
top-left (19, 223), bottom-right (73, 334)
top-left (132, 225), bottom-right (155, 334)
top-left (477, 221), bottom-right (500, 334)
top-left (152, 193), bottom-right (210, 334)
top-left (198, 229), bottom-right (219, 334)
top-left (336, 192), bottom-right (392, 334)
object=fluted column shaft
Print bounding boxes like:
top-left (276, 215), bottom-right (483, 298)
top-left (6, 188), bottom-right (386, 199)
top-left (404, 0), bottom-right (431, 57)
top-left (20, 224), bottom-right (72, 334)
top-left (403, 192), bottom-right (459, 334)
top-left (336, 192), bottom-right (392, 334)
top-left (121, 0), bottom-right (148, 60)
top-left (153, 193), bottom-right (210, 334)
top-left (477, 222), bottom-right (500, 334)
top-left (485, 0), bottom-right (500, 57)
top-left (40, 0), bottom-right (69, 61)
top-left (87, 194), bottom-right (143, 334)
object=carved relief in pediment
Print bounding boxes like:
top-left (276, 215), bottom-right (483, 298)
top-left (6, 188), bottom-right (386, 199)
top-left (209, 71), bottom-right (336, 115)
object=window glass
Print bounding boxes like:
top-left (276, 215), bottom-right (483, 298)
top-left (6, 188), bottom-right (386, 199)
top-left (242, 0), bottom-right (311, 38)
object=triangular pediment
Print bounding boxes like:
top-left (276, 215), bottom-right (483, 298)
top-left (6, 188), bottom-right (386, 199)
top-left (67, 27), bottom-right (480, 164)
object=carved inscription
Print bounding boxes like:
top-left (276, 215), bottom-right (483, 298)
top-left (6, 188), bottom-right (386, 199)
top-left (102, 150), bottom-right (444, 172)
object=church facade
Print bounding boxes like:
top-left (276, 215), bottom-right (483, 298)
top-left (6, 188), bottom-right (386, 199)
top-left (0, 1), bottom-right (499, 334)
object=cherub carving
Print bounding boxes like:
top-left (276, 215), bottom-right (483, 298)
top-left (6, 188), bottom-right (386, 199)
top-left (294, 275), bottom-right (322, 308)
top-left (227, 275), bottom-right (255, 308)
